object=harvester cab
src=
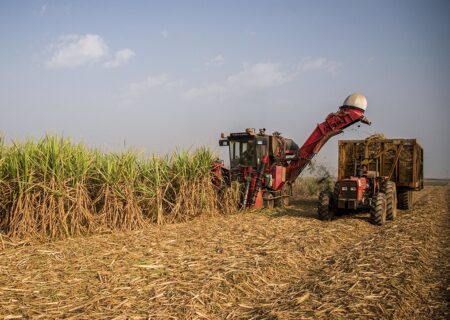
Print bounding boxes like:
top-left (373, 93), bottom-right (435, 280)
top-left (220, 128), bottom-right (270, 170)
top-left (217, 128), bottom-right (295, 208)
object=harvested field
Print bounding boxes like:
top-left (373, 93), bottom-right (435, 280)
top-left (0, 185), bottom-right (449, 319)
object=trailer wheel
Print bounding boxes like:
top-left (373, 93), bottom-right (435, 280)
top-left (384, 181), bottom-right (397, 220)
top-left (370, 193), bottom-right (386, 226)
top-left (397, 190), bottom-right (412, 210)
top-left (318, 191), bottom-right (335, 221)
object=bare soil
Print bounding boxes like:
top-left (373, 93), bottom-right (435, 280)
top-left (0, 185), bottom-right (449, 319)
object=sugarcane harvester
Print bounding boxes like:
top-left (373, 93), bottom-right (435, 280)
top-left (212, 93), bottom-right (371, 209)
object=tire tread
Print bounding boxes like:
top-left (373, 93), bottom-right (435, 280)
top-left (318, 191), bottom-right (335, 221)
top-left (397, 190), bottom-right (412, 210)
top-left (370, 193), bottom-right (386, 226)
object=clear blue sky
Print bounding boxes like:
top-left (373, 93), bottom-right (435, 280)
top-left (0, 0), bottom-right (449, 178)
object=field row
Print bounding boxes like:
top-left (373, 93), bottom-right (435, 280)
top-left (0, 135), bottom-right (237, 240)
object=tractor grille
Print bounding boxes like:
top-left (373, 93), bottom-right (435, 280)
top-left (338, 181), bottom-right (358, 210)
top-left (341, 188), bottom-right (357, 199)
top-left (340, 182), bottom-right (357, 199)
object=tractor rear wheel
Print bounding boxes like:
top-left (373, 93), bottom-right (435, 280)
top-left (384, 181), bottom-right (397, 220)
top-left (370, 193), bottom-right (387, 226)
top-left (397, 190), bottom-right (412, 210)
top-left (318, 191), bottom-right (335, 221)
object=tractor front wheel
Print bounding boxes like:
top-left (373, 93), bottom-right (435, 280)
top-left (318, 191), bottom-right (335, 221)
top-left (383, 181), bottom-right (397, 220)
top-left (370, 193), bottom-right (387, 226)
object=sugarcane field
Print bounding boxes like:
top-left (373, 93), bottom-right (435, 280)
top-left (1, 1), bottom-right (449, 319)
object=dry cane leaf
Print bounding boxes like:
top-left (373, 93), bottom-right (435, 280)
top-left (296, 292), bottom-right (310, 305)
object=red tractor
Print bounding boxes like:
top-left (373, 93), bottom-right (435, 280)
top-left (318, 166), bottom-right (397, 225)
top-left (213, 93), bottom-right (371, 209)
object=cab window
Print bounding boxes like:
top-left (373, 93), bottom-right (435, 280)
top-left (230, 140), bottom-right (255, 167)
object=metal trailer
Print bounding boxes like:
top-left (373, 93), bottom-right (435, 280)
top-left (338, 138), bottom-right (423, 209)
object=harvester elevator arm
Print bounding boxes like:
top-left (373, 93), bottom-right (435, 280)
top-left (286, 106), bottom-right (371, 182)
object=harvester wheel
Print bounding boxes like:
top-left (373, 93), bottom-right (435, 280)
top-left (397, 190), bottom-right (412, 210)
top-left (318, 191), bottom-right (335, 221)
top-left (275, 185), bottom-right (291, 208)
top-left (370, 193), bottom-right (387, 226)
top-left (263, 192), bottom-right (274, 209)
top-left (384, 181), bottom-right (397, 220)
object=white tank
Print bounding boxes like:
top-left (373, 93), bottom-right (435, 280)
top-left (342, 93), bottom-right (367, 111)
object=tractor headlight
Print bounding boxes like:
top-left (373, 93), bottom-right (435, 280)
top-left (341, 186), bottom-right (348, 191)
top-left (350, 187), bottom-right (357, 191)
